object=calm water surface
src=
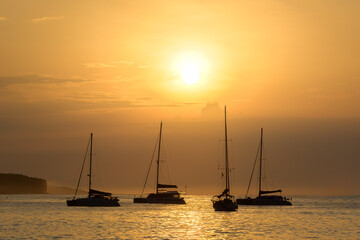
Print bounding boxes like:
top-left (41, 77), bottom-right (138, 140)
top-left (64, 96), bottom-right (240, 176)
top-left (0, 195), bottom-right (359, 239)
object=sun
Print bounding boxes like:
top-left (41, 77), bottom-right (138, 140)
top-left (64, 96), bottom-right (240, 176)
top-left (172, 52), bottom-right (207, 85)
top-left (180, 60), bottom-right (200, 85)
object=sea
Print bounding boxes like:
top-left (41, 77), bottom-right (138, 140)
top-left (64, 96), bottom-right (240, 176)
top-left (0, 195), bottom-right (359, 239)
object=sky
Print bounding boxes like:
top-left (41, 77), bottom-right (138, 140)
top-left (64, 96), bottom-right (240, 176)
top-left (0, 0), bottom-right (359, 196)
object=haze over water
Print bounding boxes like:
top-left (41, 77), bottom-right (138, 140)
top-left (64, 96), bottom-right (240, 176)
top-left (1, 194), bottom-right (359, 239)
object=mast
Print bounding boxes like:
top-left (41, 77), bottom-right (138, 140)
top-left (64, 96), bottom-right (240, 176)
top-left (224, 106), bottom-right (230, 192)
top-left (89, 133), bottom-right (93, 195)
top-left (156, 122), bottom-right (163, 194)
top-left (258, 128), bottom-right (263, 197)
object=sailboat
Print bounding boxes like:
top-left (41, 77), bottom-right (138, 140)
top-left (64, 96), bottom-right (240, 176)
top-left (67, 133), bottom-right (120, 207)
top-left (212, 106), bottom-right (238, 211)
top-left (236, 128), bottom-right (292, 205)
top-left (133, 122), bottom-right (186, 204)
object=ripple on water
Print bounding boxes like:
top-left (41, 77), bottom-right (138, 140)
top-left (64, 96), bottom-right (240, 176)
top-left (0, 195), bottom-right (359, 239)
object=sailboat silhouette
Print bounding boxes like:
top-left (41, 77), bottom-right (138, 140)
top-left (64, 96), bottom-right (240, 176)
top-left (212, 106), bottom-right (238, 211)
top-left (67, 133), bottom-right (120, 207)
top-left (134, 122), bottom-right (186, 204)
top-left (237, 128), bottom-right (292, 205)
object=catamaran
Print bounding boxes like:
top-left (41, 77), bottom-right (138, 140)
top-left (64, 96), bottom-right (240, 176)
top-left (133, 122), bottom-right (186, 204)
top-left (67, 133), bottom-right (120, 207)
top-left (236, 128), bottom-right (292, 205)
top-left (212, 106), bottom-right (238, 211)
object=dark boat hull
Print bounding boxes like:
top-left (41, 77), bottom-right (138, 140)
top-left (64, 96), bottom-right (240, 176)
top-left (133, 192), bottom-right (186, 204)
top-left (213, 198), bottom-right (238, 211)
top-left (133, 197), bottom-right (148, 203)
top-left (67, 197), bottom-right (120, 207)
top-left (236, 196), bottom-right (292, 206)
top-left (133, 197), bottom-right (185, 204)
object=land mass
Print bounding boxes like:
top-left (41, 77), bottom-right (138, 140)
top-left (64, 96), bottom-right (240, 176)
top-left (0, 173), bottom-right (47, 194)
top-left (0, 173), bottom-right (88, 195)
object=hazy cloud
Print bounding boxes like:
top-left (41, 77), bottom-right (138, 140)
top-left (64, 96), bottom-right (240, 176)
top-left (0, 99), bottom-right (144, 119)
top-left (82, 63), bottom-right (117, 68)
top-left (83, 61), bottom-right (146, 69)
top-left (137, 65), bottom-right (149, 69)
top-left (0, 74), bottom-right (90, 88)
top-left (113, 60), bottom-right (149, 69)
top-left (233, 99), bottom-right (253, 103)
top-left (0, 17), bottom-right (8, 21)
top-left (113, 60), bottom-right (135, 65)
top-left (136, 97), bottom-right (152, 101)
top-left (183, 102), bottom-right (200, 105)
top-left (31, 16), bottom-right (64, 23)
top-left (201, 102), bottom-right (222, 119)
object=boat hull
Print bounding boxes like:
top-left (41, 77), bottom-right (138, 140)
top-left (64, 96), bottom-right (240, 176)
top-left (236, 196), bottom-right (292, 206)
top-left (213, 198), bottom-right (238, 211)
top-left (67, 197), bottom-right (120, 207)
top-left (133, 197), bottom-right (185, 204)
top-left (133, 192), bottom-right (186, 204)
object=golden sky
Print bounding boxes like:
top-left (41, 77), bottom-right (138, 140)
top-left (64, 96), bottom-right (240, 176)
top-left (0, 0), bottom-right (359, 195)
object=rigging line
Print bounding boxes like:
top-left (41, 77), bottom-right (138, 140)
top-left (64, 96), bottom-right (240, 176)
top-left (74, 135), bottom-right (91, 198)
top-left (140, 134), bottom-right (159, 197)
top-left (94, 144), bottom-right (106, 190)
top-left (165, 159), bottom-right (171, 185)
top-left (262, 143), bottom-right (267, 189)
top-left (160, 134), bottom-right (171, 184)
top-left (261, 143), bottom-right (269, 189)
top-left (263, 158), bottom-right (267, 189)
top-left (264, 144), bottom-right (276, 190)
top-left (91, 138), bottom-right (101, 188)
top-left (245, 141), bottom-right (261, 198)
top-left (164, 135), bottom-right (173, 184)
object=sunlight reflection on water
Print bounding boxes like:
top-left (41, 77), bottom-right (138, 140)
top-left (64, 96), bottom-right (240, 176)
top-left (0, 195), bottom-right (359, 239)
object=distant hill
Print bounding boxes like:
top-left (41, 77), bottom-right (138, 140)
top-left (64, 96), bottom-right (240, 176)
top-left (0, 173), bottom-right (47, 194)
